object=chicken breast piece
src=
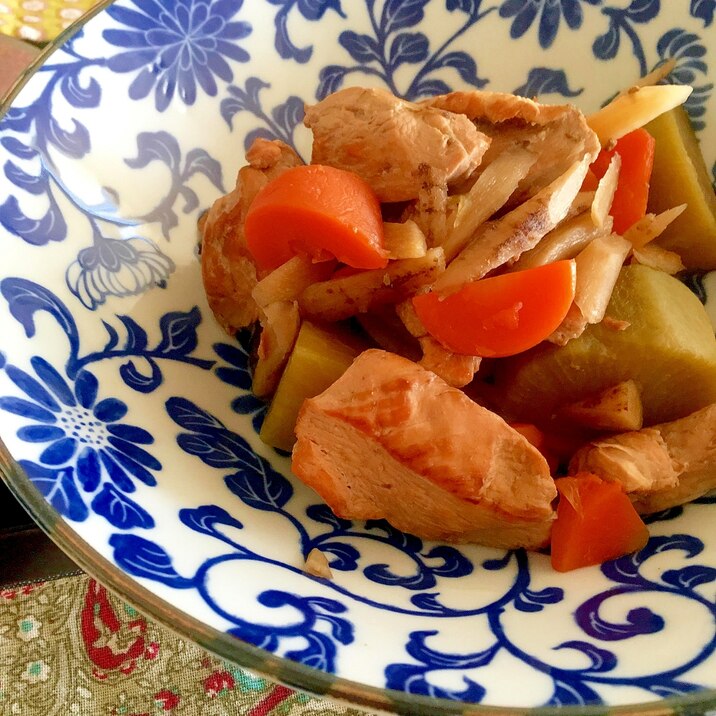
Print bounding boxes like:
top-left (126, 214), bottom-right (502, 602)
top-left (569, 403), bottom-right (716, 513)
top-left (422, 91), bottom-right (600, 200)
top-left (304, 87), bottom-right (491, 202)
top-left (201, 139), bottom-right (303, 333)
top-left (292, 349), bottom-right (556, 548)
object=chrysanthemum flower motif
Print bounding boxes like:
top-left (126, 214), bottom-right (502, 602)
top-left (66, 236), bottom-right (174, 310)
top-left (104, 0), bottom-right (251, 111)
top-left (16, 616), bottom-right (42, 641)
top-left (0, 357), bottom-right (160, 492)
top-left (499, 0), bottom-right (600, 49)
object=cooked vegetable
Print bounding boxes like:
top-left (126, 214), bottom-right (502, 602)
top-left (614, 59), bottom-right (676, 98)
top-left (561, 379), bottom-right (643, 431)
top-left (590, 129), bottom-right (656, 234)
top-left (410, 165), bottom-right (449, 245)
top-left (548, 234), bottom-right (631, 346)
top-left (382, 220), bottom-right (428, 259)
top-left (412, 260), bottom-right (576, 357)
top-left (591, 154), bottom-right (620, 228)
top-left (252, 255), bottom-right (335, 308)
top-left (495, 264), bottom-right (716, 426)
top-left (623, 205), bottom-right (686, 249)
top-left (441, 147), bottom-right (537, 262)
top-left (572, 234), bottom-right (632, 324)
top-left (551, 473), bottom-right (649, 572)
top-left (396, 298), bottom-right (428, 337)
top-left (587, 84), bottom-right (692, 145)
top-left (252, 301), bottom-right (301, 398)
top-left (645, 105), bottom-right (716, 269)
top-left (631, 245), bottom-right (685, 275)
top-left (510, 212), bottom-right (610, 272)
top-left (245, 164), bottom-right (388, 272)
top-left (433, 157), bottom-right (590, 293)
top-left (259, 322), bottom-right (362, 451)
top-left (299, 248), bottom-right (445, 322)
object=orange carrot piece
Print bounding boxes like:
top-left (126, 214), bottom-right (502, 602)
top-left (591, 129), bottom-right (656, 235)
top-left (245, 165), bottom-right (388, 272)
top-left (411, 260), bottom-right (576, 357)
top-left (551, 473), bottom-right (649, 572)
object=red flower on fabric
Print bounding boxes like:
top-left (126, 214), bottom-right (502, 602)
top-left (80, 579), bottom-right (154, 678)
top-left (203, 670), bottom-right (236, 697)
top-left (154, 689), bottom-right (180, 711)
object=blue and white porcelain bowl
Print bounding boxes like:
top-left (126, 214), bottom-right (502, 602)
top-left (1, 1), bottom-right (715, 713)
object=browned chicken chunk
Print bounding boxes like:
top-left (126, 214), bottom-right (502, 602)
top-left (201, 139), bottom-right (303, 333)
top-left (292, 349), bottom-right (556, 548)
top-left (304, 87), bottom-right (491, 202)
top-left (570, 403), bottom-right (716, 513)
top-left (422, 91), bottom-right (600, 200)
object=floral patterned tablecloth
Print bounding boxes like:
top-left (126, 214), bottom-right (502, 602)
top-left (0, 575), bottom-right (368, 716)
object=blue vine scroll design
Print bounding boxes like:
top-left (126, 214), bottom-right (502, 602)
top-left (267, 0), bottom-right (347, 63)
top-left (498, 0), bottom-right (601, 50)
top-left (656, 28), bottom-right (713, 132)
top-left (110, 531), bottom-right (354, 673)
top-left (220, 78), bottom-right (307, 154)
top-left (0, 279), bottom-right (216, 528)
top-left (317, 0), bottom-right (492, 100)
top-left (593, 0), bottom-right (661, 77)
top-left (386, 537), bottom-right (716, 705)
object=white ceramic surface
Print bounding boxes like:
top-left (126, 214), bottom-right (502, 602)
top-left (1, 1), bottom-right (715, 712)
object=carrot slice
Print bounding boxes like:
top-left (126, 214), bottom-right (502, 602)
top-left (551, 473), bottom-right (649, 572)
top-left (411, 260), bottom-right (576, 357)
top-left (245, 164), bottom-right (388, 272)
top-left (591, 129), bottom-right (656, 235)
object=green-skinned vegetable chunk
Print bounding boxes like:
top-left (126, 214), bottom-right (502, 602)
top-left (495, 264), bottom-right (716, 426)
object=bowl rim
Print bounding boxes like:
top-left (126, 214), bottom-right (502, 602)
top-left (1, 3), bottom-right (716, 713)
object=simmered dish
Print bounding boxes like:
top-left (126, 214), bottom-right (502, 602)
top-left (200, 78), bottom-right (716, 572)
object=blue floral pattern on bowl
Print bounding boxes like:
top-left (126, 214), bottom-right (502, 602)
top-left (104, 0), bottom-right (252, 111)
top-left (1, 0), bottom-right (715, 711)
